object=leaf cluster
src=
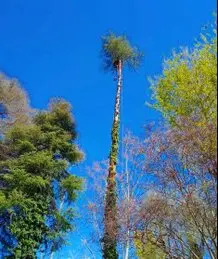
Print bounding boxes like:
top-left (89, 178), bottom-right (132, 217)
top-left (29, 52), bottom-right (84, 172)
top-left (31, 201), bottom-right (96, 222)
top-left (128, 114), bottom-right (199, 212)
top-left (101, 32), bottom-right (142, 72)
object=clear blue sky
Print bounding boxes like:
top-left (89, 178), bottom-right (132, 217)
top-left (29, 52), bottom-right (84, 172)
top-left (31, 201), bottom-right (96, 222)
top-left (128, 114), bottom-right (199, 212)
top-left (0, 0), bottom-right (216, 258)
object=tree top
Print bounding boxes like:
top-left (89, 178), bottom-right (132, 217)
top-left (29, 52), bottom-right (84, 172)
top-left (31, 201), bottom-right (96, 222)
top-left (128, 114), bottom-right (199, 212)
top-left (101, 32), bottom-right (142, 72)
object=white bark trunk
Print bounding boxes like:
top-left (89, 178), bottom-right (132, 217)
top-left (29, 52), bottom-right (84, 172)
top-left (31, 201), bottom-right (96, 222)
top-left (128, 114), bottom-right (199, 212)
top-left (113, 60), bottom-right (122, 124)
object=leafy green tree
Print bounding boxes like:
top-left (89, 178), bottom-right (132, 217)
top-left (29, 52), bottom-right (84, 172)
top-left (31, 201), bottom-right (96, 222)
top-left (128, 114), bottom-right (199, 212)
top-left (150, 28), bottom-right (217, 177)
top-left (0, 99), bottom-right (83, 258)
top-left (150, 31), bottom-right (217, 127)
top-left (101, 33), bottom-right (142, 259)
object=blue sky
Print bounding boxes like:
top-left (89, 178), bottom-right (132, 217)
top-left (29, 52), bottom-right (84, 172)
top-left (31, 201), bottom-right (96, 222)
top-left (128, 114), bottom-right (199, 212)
top-left (0, 0), bottom-right (216, 258)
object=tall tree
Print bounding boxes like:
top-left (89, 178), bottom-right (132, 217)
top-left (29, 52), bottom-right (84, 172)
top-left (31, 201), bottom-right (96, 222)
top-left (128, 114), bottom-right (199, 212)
top-left (140, 26), bottom-right (217, 258)
top-left (149, 28), bottom-right (217, 177)
top-left (101, 33), bottom-right (142, 258)
top-left (0, 99), bottom-right (83, 258)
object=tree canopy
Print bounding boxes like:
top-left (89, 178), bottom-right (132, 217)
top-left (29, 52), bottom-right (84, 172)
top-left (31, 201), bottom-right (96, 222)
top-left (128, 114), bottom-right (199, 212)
top-left (101, 32), bottom-right (142, 72)
top-left (0, 97), bottom-right (83, 258)
top-left (150, 31), bottom-right (217, 127)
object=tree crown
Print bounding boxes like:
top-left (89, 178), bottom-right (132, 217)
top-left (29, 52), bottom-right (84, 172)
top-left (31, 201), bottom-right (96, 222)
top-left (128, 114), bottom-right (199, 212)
top-left (150, 30), bottom-right (217, 127)
top-left (101, 32), bottom-right (142, 72)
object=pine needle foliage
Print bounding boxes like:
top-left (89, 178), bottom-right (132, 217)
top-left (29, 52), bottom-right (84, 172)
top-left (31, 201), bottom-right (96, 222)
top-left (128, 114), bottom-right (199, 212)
top-left (102, 32), bottom-right (142, 72)
top-left (0, 99), bottom-right (83, 258)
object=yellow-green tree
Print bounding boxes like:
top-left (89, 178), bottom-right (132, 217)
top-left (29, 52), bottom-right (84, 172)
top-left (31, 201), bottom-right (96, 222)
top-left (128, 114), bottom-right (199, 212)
top-left (150, 31), bottom-right (217, 127)
top-left (150, 28), bottom-right (217, 177)
top-left (135, 232), bottom-right (166, 259)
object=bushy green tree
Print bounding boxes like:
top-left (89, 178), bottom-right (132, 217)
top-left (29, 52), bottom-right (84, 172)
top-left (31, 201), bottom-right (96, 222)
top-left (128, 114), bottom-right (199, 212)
top-left (0, 99), bottom-right (83, 258)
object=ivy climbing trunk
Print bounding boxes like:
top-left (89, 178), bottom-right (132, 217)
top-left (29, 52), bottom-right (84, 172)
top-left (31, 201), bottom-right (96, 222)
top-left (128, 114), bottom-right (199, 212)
top-left (103, 60), bottom-right (122, 259)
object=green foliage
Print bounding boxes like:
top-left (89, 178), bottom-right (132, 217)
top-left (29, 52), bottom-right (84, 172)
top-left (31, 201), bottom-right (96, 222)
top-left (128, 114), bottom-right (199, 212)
top-left (135, 232), bottom-right (166, 259)
top-left (61, 175), bottom-right (83, 201)
top-left (150, 31), bottom-right (217, 127)
top-left (0, 99), bottom-right (83, 257)
top-left (102, 239), bottom-right (118, 259)
top-left (109, 121), bottom-right (120, 165)
top-left (102, 32), bottom-right (142, 72)
top-left (9, 199), bottom-right (49, 259)
top-left (149, 28), bottom-right (217, 175)
top-left (103, 121), bottom-right (119, 258)
top-left (2, 168), bottom-right (49, 193)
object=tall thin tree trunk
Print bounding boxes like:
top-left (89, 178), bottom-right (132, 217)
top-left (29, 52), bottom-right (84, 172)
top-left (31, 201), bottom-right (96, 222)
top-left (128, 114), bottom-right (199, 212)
top-left (124, 152), bottom-right (130, 259)
top-left (103, 60), bottom-right (122, 259)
